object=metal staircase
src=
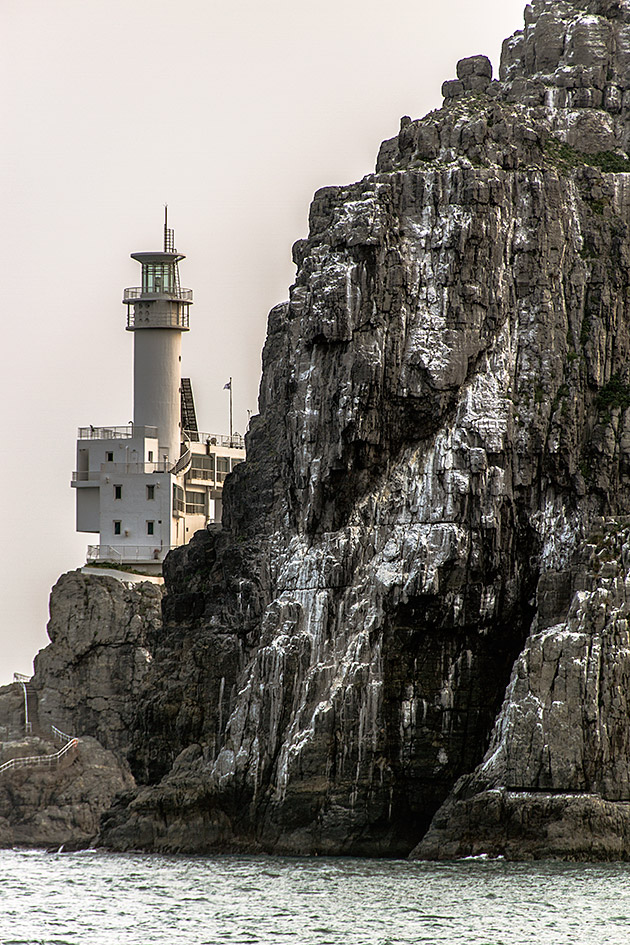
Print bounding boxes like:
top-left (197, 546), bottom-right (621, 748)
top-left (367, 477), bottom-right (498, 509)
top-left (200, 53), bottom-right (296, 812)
top-left (1, 677), bottom-right (79, 777)
top-left (180, 377), bottom-right (199, 441)
top-left (0, 726), bottom-right (78, 776)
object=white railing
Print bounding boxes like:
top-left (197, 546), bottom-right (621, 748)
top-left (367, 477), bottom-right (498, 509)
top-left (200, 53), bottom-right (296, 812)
top-left (103, 461), bottom-right (171, 475)
top-left (123, 286), bottom-right (193, 302)
top-left (51, 725), bottom-right (74, 746)
top-left (87, 544), bottom-right (170, 563)
top-left (14, 675), bottom-right (32, 735)
top-left (72, 461), bottom-right (171, 481)
top-left (77, 425), bottom-right (158, 440)
top-left (0, 738), bottom-right (78, 776)
top-left (126, 309), bottom-right (190, 329)
top-left (71, 470), bottom-right (101, 482)
top-left (191, 431), bottom-right (245, 450)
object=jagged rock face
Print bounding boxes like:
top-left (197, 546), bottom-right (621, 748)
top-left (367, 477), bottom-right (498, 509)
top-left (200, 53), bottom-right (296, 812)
top-left (102, 0), bottom-right (630, 857)
top-left (34, 572), bottom-right (162, 755)
top-left (412, 518), bottom-right (630, 859)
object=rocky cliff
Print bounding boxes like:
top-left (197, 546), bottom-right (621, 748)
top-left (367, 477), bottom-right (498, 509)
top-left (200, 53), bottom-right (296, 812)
top-left (32, 0), bottom-right (630, 859)
top-left (0, 571), bottom-right (162, 848)
top-left (34, 571), bottom-right (163, 754)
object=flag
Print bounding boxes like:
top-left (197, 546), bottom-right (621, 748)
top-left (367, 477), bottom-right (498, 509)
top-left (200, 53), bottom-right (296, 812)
top-left (223, 381), bottom-right (231, 390)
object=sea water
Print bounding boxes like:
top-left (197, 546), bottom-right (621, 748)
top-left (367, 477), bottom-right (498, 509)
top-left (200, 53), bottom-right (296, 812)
top-left (1, 848), bottom-right (630, 944)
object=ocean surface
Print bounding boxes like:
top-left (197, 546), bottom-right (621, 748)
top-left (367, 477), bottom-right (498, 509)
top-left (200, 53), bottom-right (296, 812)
top-left (1, 848), bottom-right (629, 944)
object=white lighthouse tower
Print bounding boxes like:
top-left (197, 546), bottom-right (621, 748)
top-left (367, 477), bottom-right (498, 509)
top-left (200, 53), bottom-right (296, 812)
top-left (71, 215), bottom-right (245, 573)
top-left (126, 212), bottom-right (190, 465)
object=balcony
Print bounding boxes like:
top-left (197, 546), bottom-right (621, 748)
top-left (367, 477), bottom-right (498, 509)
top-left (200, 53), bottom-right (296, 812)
top-left (77, 425), bottom-right (158, 440)
top-left (71, 470), bottom-right (101, 485)
top-left (190, 431), bottom-right (245, 450)
top-left (72, 461), bottom-right (172, 482)
top-left (126, 308), bottom-right (190, 330)
top-left (87, 544), bottom-right (172, 564)
top-left (123, 286), bottom-right (193, 302)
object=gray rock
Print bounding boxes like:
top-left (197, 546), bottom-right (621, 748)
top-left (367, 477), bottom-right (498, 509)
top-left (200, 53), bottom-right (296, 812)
top-left (0, 572), bottom-right (162, 849)
top-left (33, 571), bottom-right (163, 754)
top-left (0, 737), bottom-right (134, 849)
top-left (457, 55), bottom-right (493, 80)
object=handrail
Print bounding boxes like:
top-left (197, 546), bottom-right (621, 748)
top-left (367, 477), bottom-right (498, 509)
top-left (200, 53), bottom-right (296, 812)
top-left (190, 431), bottom-right (245, 449)
top-left (126, 309), bottom-right (190, 330)
top-left (14, 677), bottom-right (31, 735)
top-left (77, 425), bottom-right (159, 441)
top-left (72, 461), bottom-right (172, 481)
top-left (87, 544), bottom-right (170, 563)
top-left (0, 738), bottom-right (78, 775)
top-left (51, 725), bottom-right (74, 745)
top-left (171, 447), bottom-right (192, 476)
top-left (123, 286), bottom-right (193, 302)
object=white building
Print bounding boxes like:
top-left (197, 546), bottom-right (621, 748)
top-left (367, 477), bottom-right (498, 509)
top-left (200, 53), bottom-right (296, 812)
top-left (71, 219), bottom-right (245, 573)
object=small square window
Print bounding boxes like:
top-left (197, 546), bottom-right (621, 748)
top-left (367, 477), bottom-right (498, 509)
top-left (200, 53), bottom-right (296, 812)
top-left (113, 521), bottom-right (121, 536)
top-left (106, 451), bottom-right (114, 462)
top-left (114, 484), bottom-right (122, 500)
top-left (147, 521), bottom-right (155, 536)
top-left (146, 484), bottom-right (155, 500)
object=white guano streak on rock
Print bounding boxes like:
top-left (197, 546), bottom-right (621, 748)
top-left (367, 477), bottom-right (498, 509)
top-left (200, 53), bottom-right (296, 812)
top-left (206, 187), bottom-right (520, 803)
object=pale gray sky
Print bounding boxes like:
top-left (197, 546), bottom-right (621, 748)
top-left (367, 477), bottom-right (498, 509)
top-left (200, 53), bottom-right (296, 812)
top-left (1, 0), bottom-right (526, 684)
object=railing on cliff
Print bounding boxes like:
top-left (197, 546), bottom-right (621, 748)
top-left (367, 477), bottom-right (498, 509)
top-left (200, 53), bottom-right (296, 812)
top-left (14, 673), bottom-right (34, 735)
top-left (0, 725), bottom-right (79, 776)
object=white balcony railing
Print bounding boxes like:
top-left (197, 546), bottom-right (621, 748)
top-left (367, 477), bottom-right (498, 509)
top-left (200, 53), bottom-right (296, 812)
top-left (77, 425), bottom-right (158, 440)
top-left (87, 544), bottom-right (171, 564)
top-left (126, 310), bottom-right (190, 330)
top-left (189, 431), bottom-right (245, 450)
top-left (71, 470), bottom-right (101, 483)
top-left (123, 286), bottom-right (193, 302)
top-left (72, 462), bottom-right (172, 482)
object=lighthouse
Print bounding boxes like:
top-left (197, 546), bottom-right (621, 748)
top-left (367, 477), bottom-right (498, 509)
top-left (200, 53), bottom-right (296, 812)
top-left (71, 216), bottom-right (245, 573)
top-left (125, 212), bottom-right (191, 465)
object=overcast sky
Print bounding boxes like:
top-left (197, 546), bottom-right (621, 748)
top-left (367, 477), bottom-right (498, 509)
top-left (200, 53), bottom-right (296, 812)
top-left (1, 0), bottom-right (526, 685)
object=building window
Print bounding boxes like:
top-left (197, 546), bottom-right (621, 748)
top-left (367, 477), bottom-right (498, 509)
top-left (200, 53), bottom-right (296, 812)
top-left (147, 521), bottom-right (155, 536)
top-left (106, 451), bottom-right (114, 462)
top-left (148, 451), bottom-right (153, 462)
top-left (172, 483), bottom-right (185, 515)
top-left (114, 484), bottom-right (122, 500)
top-left (217, 457), bottom-right (230, 482)
top-left (147, 484), bottom-right (155, 500)
top-left (113, 521), bottom-right (121, 536)
top-left (188, 454), bottom-right (215, 481)
top-left (142, 262), bottom-right (174, 295)
top-left (185, 491), bottom-right (206, 514)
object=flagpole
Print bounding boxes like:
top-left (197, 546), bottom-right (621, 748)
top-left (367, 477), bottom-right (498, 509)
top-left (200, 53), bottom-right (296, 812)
top-left (229, 376), bottom-right (233, 445)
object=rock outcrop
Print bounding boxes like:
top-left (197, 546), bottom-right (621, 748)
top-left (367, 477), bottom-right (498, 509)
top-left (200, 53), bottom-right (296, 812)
top-left (0, 736), bottom-right (134, 849)
top-left (97, 0), bottom-right (630, 858)
top-left (0, 571), bottom-right (162, 848)
top-left (34, 571), bottom-right (162, 754)
top-left (412, 517), bottom-right (630, 860)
